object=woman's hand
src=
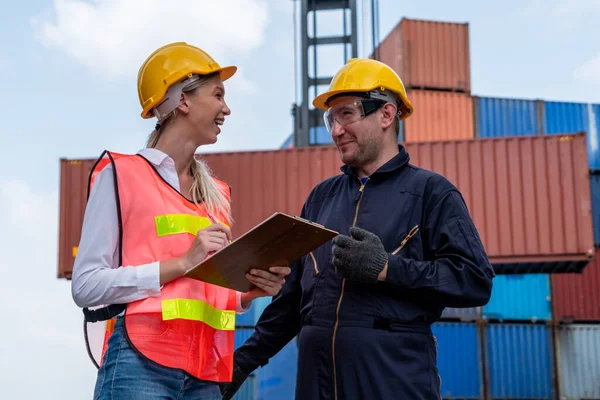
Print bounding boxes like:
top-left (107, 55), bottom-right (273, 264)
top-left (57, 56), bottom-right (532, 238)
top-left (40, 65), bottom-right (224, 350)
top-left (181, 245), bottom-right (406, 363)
top-left (160, 223), bottom-right (232, 285)
top-left (182, 223), bottom-right (232, 267)
top-left (241, 266), bottom-right (292, 305)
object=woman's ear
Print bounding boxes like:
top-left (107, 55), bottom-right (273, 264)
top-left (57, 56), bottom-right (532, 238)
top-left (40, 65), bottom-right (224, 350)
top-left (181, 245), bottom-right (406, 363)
top-left (177, 92), bottom-right (191, 115)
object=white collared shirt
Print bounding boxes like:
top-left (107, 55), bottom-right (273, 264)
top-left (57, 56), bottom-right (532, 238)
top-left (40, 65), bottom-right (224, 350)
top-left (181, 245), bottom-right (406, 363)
top-left (71, 148), bottom-right (248, 313)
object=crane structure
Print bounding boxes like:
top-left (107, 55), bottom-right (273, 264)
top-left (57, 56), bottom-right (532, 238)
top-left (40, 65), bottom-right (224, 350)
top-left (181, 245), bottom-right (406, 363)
top-left (292, 0), bottom-right (379, 147)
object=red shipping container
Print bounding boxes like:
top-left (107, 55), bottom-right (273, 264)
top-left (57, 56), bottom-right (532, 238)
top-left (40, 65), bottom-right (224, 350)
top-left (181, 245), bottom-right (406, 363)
top-left (377, 18), bottom-right (471, 93)
top-left (57, 158), bottom-right (96, 279)
top-left (551, 248), bottom-right (600, 322)
top-left (404, 90), bottom-right (474, 143)
top-left (57, 133), bottom-right (594, 279)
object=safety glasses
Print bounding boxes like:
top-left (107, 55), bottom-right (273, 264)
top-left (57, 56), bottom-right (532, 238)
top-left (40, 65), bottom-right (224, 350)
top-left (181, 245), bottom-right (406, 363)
top-left (323, 99), bottom-right (387, 132)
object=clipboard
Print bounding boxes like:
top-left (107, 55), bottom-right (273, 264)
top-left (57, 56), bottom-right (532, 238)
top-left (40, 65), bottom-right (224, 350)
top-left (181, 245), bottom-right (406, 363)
top-left (184, 212), bottom-right (338, 292)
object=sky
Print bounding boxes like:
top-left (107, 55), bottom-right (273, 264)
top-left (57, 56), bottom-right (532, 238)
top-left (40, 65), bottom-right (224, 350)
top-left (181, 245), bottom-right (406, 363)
top-left (0, 0), bottom-right (598, 398)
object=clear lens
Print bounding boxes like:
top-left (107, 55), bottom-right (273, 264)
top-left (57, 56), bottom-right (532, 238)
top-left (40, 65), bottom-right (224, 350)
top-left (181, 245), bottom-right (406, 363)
top-left (323, 101), bottom-right (365, 132)
top-left (323, 99), bottom-right (387, 132)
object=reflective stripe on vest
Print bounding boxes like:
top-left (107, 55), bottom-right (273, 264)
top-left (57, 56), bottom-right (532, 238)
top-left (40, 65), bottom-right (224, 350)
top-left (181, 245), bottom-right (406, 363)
top-left (155, 214), bottom-right (230, 237)
top-left (162, 298), bottom-right (236, 330)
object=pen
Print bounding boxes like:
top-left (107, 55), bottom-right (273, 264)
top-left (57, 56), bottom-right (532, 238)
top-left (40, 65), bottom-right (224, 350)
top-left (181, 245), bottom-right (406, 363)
top-left (207, 212), bottom-right (232, 243)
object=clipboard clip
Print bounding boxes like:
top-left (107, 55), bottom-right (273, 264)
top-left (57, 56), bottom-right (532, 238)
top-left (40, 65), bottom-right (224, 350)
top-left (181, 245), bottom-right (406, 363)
top-left (294, 215), bottom-right (327, 229)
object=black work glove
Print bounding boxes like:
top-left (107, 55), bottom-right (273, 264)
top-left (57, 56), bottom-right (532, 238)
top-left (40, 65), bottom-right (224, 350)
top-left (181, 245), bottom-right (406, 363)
top-left (220, 359), bottom-right (250, 400)
top-left (331, 226), bottom-right (388, 283)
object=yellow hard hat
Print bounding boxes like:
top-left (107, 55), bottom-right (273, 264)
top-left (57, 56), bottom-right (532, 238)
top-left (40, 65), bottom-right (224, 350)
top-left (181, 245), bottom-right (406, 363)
top-left (137, 42), bottom-right (237, 119)
top-left (312, 58), bottom-right (413, 120)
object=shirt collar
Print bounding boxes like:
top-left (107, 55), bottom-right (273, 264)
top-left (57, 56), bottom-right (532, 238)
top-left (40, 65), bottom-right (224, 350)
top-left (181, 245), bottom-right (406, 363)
top-left (137, 147), bottom-right (175, 167)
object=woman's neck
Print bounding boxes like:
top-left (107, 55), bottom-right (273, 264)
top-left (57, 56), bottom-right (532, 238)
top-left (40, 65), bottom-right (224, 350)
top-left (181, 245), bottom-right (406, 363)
top-left (154, 126), bottom-right (198, 176)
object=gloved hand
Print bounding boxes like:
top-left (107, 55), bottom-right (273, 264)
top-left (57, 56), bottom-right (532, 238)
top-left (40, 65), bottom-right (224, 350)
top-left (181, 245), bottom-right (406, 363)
top-left (331, 226), bottom-right (388, 283)
top-left (220, 359), bottom-right (250, 400)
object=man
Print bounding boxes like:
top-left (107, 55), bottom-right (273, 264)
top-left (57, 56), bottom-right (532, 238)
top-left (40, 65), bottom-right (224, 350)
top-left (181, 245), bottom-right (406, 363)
top-left (222, 58), bottom-right (495, 399)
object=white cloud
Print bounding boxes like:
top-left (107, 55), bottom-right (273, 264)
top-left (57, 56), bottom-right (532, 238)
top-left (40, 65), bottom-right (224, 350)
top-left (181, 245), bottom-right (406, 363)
top-left (574, 53), bottom-right (600, 85)
top-left (521, 0), bottom-right (600, 19)
top-left (0, 179), bottom-right (97, 399)
top-left (32, 0), bottom-right (270, 90)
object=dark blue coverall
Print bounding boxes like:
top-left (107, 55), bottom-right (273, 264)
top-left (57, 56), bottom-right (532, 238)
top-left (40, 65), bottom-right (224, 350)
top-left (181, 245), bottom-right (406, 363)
top-left (234, 145), bottom-right (495, 399)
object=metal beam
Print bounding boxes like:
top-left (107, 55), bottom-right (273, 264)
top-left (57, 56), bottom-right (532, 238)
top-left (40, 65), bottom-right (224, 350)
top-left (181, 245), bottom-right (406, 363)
top-left (293, 0), bottom-right (362, 146)
top-left (308, 35), bottom-right (351, 46)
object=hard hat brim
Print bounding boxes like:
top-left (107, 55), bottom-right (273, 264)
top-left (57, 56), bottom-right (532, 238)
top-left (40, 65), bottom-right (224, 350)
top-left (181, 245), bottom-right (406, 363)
top-left (312, 88), bottom-right (359, 110)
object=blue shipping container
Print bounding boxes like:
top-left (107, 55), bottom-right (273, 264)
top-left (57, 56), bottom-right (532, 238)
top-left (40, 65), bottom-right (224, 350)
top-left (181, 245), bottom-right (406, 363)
top-left (486, 323), bottom-right (554, 399)
top-left (474, 96), bottom-right (540, 138)
top-left (483, 274), bottom-right (552, 321)
top-left (592, 173), bottom-right (600, 246)
top-left (431, 322), bottom-right (483, 399)
top-left (236, 296), bottom-right (272, 327)
top-left (233, 329), bottom-right (256, 400)
top-left (234, 327), bottom-right (298, 400)
top-left (310, 126), bottom-right (332, 145)
top-left (543, 101), bottom-right (600, 170)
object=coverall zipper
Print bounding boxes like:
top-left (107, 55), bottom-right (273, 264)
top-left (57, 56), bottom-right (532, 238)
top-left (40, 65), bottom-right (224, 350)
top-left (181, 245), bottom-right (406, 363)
top-left (332, 178), bottom-right (368, 400)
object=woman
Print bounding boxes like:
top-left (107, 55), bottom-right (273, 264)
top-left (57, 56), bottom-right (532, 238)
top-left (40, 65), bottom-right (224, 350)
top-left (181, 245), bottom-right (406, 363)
top-left (71, 42), bottom-right (291, 399)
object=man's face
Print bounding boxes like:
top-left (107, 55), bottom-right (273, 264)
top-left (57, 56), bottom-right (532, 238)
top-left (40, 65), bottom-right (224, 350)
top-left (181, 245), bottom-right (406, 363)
top-left (326, 95), bottom-right (384, 169)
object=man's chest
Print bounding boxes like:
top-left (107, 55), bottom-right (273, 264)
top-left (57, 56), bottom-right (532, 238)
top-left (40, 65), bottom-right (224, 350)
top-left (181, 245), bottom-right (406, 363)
top-left (307, 187), bottom-right (426, 257)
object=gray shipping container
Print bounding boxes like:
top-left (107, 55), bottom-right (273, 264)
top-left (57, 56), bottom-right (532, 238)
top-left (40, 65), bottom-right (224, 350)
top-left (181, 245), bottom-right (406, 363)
top-left (441, 307), bottom-right (481, 321)
top-left (556, 324), bottom-right (600, 399)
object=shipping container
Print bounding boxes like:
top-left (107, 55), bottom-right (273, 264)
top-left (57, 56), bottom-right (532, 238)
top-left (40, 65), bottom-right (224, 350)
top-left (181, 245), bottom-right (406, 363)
top-left (234, 328), bottom-right (298, 400)
top-left (236, 296), bottom-right (273, 327)
top-left (483, 274), bottom-right (552, 321)
top-left (555, 324), bottom-right (600, 399)
top-left (542, 100), bottom-right (600, 170)
top-left (473, 96), bottom-right (541, 138)
top-left (404, 90), bottom-right (474, 143)
top-left (233, 328), bottom-right (257, 400)
top-left (405, 133), bottom-right (594, 273)
top-left (485, 323), bottom-right (555, 399)
top-left (431, 322), bottom-right (483, 399)
top-left (441, 306), bottom-right (481, 321)
top-left (551, 248), bottom-right (600, 322)
top-left (57, 158), bottom-right (96, 279)
top-left (377, 18), bottom-right (471, 92)
top-left (591, 172), bottom-right (600, 246)
top-left (57, 134), bottom-right (594, 279)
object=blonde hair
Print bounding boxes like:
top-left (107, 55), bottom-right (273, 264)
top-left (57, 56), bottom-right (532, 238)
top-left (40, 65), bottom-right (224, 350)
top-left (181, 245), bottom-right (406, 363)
top-left (146, 72), bottom-right (232, 223)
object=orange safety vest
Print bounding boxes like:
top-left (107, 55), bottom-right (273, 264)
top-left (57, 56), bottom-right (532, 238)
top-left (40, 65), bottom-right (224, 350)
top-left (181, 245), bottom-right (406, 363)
top-left (88, 151), bottom-right (238, 382)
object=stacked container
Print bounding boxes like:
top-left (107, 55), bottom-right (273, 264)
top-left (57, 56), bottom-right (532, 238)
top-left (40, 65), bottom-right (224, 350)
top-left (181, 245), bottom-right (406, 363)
top-left (295, 18), bottom-right (475, 146)
top-left (376, 18), bottom-right (474, 143)
top-left (473, 96), bottom-right (543, 138)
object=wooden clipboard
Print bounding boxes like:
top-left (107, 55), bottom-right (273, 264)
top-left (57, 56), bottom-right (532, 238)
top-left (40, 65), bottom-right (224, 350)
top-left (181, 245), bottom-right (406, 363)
top-left (184, 212), bottom-right (338, 292)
